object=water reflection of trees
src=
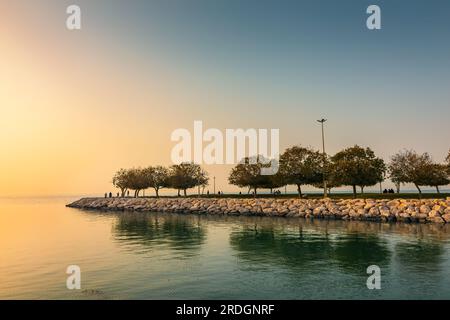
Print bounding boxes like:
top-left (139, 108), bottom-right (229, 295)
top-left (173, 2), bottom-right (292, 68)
top-left (332, 234), bottom-right (391, 272)
top-left (230, 226), bottom-right (334, 270)
top-left (229, 218), bottom-right (448, 276)
top-left (395, 241), bottom-right (444, 272)
top-left (230, 226), bottom-right (392, 274)
top-left (110, 211), bottom-right (448, 276)
top-left (113, 212), bottom-right (206, 253)
top-left (388, 240), bottom-right (446, 297)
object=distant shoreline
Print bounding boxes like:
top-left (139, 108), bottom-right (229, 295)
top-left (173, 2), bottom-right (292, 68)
top-left (67, 197), bottom-right (450, 224)
top-left (2, 190), bottom-right (449, 200)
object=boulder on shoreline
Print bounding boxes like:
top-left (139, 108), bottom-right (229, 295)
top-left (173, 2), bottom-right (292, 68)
top-left (66, 197), bottom-right (450, 224)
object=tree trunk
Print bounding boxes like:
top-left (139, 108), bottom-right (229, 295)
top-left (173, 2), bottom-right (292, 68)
top-left (154, 188), bottom-right (159, 198)
top-left (352, 185), bottom-right (357, 198)
top-left (414, 183), bottom-right (422, 198)
top-left (253, 187), bottom-right (257, 198)
top-left (183, 189), bottom-right (187, 197)
top-left (395, 182), bottom-right (400, 193)
top-left (361, 186), bottom-right (364, 194)
top-left (436, 186), bottom-right (440, 194)
top-left (297, 184), bottom-right (302, 198)
top-left (177, 189), bottom-right (180, 197)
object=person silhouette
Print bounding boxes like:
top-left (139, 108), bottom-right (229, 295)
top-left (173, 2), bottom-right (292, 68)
top-left (104, 193), bottom-right (107, 198)
top-left (109, 192), bottom-right (112, 198)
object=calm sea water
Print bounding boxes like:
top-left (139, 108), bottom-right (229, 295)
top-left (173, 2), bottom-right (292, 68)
top-left (1, 197), bottom-right (450, 300)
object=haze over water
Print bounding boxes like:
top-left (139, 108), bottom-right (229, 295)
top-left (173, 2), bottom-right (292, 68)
top-left (1, 197), bottom-right (450, 299)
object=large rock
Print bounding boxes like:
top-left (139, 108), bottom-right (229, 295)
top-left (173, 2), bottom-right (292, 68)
top-left (442, 213), bottom-right (450, 223)
top-left (428, 210), bottom-right (441, 218)
top-left (429, 216), bottom-right (445, 224)
top-left (419, 205), bottom-right (431, 214)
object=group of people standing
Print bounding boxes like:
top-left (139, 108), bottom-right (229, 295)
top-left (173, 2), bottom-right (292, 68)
top-left (104, 191), bottom-right (130, 198)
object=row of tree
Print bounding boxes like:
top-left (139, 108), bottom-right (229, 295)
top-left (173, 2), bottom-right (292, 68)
top-left (112, 163), bottom-right (208, 197)
top-left (389, 150), bottom-right (450, 194)
top-left (112, 146), bottom-right (450, 198)
top-left (228, 146), bottom-right (450, 197)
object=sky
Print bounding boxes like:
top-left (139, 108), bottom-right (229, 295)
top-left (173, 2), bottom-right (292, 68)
top-left (1, 0), bottom-right (449, 196)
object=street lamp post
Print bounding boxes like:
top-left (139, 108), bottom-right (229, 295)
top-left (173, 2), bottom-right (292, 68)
top-left (317, 119), bottom-right (328, 198)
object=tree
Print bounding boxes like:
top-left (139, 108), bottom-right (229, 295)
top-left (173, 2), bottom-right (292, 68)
top-left (279, 146), bottom-right (323, 197)
top-left (228, 156), bottom-right (274, 196)
top-left (427, 164), bottom-right (450, 194)
top-left (127, 167), bottom-right (149, 197)
top-left (388, 150), bottom-right (433, 196)
top-left (195, 168), bottom-right (209, 196)
top-left (112, 168), bottom-right (130, 197)
top-left (262, 170), bottom-right (286, 194)
top-left (312, 160), bottom-right (342, 194)
top-left (142, 166), bottom-right (169, 198)
top-left (332, 145), bottom-right (386, 198)
top-left (168, 163), bottom-right (209, 197)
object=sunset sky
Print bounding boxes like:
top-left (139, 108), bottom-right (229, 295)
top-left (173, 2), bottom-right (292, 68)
top-left (1, 0), bottom-right (450, 196)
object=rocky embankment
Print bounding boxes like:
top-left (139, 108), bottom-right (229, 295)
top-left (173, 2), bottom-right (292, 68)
top-left (67, 197), bottom-right (450, 224)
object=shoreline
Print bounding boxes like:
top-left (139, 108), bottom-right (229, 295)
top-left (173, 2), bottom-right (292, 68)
top-left (67, 197), bottom-right (450, 224)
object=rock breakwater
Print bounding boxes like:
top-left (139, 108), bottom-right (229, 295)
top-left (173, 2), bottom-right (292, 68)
top-left (67, 197), bottom-right (450, 224)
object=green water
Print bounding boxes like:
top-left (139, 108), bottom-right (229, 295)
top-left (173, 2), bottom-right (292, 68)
top-left (1, 197), bottom-right (450, 299)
